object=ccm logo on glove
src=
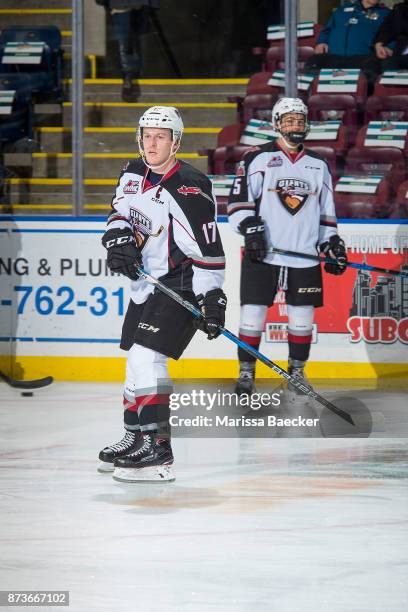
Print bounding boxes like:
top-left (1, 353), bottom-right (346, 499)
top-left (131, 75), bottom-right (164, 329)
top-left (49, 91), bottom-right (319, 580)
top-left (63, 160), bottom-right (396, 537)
top-left (105, 234), bottom-right (134, 249)
top-left (245, 224), bottom-right (265, 234)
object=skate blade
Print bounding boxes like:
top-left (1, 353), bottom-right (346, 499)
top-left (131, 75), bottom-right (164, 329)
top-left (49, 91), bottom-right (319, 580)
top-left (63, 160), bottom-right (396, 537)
top-left (97, 461), bottom-right (114, 473)
top-left (112, 464), bottom-right (175, 483)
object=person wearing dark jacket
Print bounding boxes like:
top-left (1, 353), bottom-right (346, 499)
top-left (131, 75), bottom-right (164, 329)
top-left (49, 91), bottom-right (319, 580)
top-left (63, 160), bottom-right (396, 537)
top-left (96, 0), bottom-right (158, 101)
top-left (374, 0), bottom-right (408, 70)
top-left (305, 0), bottom-right (390, 85)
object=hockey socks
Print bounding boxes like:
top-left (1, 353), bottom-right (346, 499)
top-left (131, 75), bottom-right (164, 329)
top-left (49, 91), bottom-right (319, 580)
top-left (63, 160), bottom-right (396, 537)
top-left (287, 304), bottom-right (314, 363)
top-left (237, 304), bottom-right (267, 363)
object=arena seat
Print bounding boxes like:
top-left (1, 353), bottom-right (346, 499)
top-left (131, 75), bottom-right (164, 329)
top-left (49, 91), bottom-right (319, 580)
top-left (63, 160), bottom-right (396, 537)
top-left (334, 175), bottom-right (392, 218)
top-left (265, 23), bottom-right (322, 48)
top-left (364, 95), bottom-right (408, 124)
top-left (308, 93), bottom-right (359, 146)
top-left (242, 93), bottom-right (277, 124)
top-left (310, 69), bottom-right (367, 107)
top-left (246, 71), bottom-right (310, 100)
top-left (264, 46), bottom-right (314, 72)
top-left (355, 123), bottom-right (408, 155)
top-left (305, 145), bottom-right (338, 179)
top-left (199, 123), bottom-right (243, 173)
top-left (246, 72), bottom-right (275, 96)
top-left (213, 144), bottom-right (250, 175)
top-left (0, 26), bottom-right (63, 101)
top-left (389, 180), bottom-right (408, 218)
top-left (335, 199), bottom-right (379, 219)
top-left (0, 73), bottom-right (33, 149)
top-left (373, 72), bottom-right (408, 97)
top-left (306, 124), bottom-right (348, 156)
top-left (345, 146), bottom-right (406, 189)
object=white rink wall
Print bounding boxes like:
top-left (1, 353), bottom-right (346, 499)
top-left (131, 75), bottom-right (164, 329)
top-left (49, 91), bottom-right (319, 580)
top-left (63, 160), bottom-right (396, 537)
top-left (0, 217), bottom-right (407, 380)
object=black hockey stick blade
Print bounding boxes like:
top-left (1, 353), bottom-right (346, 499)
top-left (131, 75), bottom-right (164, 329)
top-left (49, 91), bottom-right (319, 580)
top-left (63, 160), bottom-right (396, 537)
top-left (0, 370), bottom-right (54, 389)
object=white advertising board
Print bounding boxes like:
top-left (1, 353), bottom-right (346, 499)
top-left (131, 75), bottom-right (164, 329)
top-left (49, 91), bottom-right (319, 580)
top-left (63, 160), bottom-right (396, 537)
top-left (0, 217), bottom-right (407, 379)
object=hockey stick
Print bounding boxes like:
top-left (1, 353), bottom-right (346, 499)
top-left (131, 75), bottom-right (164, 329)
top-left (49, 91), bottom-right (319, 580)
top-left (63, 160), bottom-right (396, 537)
top-left (268, 246), bottom-right (408, 278)
top-left (0, 370), bottom-right (53, 390)
top-left (136, 267), bottom-right (354, 426)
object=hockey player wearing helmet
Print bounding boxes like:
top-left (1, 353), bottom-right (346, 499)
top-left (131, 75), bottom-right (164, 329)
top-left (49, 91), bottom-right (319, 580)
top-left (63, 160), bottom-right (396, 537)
top-left (228, 97), bottom-right (347, 398)
top-left (99, 106), bottom-right (227, 482)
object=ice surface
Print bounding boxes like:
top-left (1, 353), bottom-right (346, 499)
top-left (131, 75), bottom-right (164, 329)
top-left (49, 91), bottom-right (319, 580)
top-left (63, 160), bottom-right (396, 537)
top-left (0, 382), bottom-right (407, 612)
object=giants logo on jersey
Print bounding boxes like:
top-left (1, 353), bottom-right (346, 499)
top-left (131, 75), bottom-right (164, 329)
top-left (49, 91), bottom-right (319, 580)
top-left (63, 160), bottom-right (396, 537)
top-left (130, 208), bottom-right (152, 248)
top-left (123, 179), bottom-right (140, 194)
top-left (272, 178), bottom-right (314, 216)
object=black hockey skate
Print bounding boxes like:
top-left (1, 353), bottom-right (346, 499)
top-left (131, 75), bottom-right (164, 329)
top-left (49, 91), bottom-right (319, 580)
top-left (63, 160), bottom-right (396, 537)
top-left (287, 359), bottom-right (313, 404)
top-left (235, 362), bottom-right (255, 397)
top-left (113, 433), bottom-right (175, 482)
top-left (98, 430), bottom-right (142, 473)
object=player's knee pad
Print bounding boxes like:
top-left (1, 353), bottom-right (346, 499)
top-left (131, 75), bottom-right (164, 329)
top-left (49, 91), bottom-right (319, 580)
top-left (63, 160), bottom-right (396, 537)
top-left (287, 304), bottom-right (314, 333)
top-left (240, 304), bottom-right (268, 333)
top-left (124, 343), bottom-right (171, 401)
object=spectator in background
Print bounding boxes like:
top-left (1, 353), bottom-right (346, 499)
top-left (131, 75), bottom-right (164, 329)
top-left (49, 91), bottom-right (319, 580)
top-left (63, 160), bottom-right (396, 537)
top-left (305, 0), bottom-right (390, 86)
top-left (374, 0), bottom-right (408, 70)
top-left (96, 0), bottom-right (158, 101)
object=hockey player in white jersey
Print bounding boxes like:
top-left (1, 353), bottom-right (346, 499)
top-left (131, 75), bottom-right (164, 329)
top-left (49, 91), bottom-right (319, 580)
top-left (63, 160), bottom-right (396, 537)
top-left (228, 97), bottom-right (347, 397)
top-left (98, 106), bottom-right (227, 481)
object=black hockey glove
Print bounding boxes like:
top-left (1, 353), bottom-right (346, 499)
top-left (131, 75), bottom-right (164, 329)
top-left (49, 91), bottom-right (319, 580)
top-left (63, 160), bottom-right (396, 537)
top-left (320, 234), bottom-right (348, 275)
top-left (238, 215), bottom-right (267, 263)
top-left (101, 227), bottom-right (142, 281)
top-left (196, 288), bottom-right (227, 339)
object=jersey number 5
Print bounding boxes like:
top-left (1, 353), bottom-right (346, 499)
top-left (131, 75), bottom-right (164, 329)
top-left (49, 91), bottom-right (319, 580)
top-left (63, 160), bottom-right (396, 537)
top-left (202, 221), bottom-right (216, 244)
top-left (232, 178), bottom-right (241, 194)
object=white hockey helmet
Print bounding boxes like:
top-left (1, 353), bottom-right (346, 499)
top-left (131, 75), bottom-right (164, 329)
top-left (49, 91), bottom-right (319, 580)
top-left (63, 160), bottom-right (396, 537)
top-left (137, 105), bottom-right (184, 144)
top-left (272, 97), bottom-right (308, 129)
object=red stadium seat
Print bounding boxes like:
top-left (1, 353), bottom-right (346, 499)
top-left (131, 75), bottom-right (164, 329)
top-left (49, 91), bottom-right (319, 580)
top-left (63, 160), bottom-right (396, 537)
top-left (246, 71), bottom-right (309, 100)
top-left (216, 123), bottom-right (242, 148)
top-left (310, 69), bottom-right (367, 107)
top-left (308, 93), bottom-right (359, 146)
top-left (264, 46), bottom-right (314, 72)
top-left (266, 23), bottom-right (322, 48)
top-left (213, 144), bottom-right (249, 175)
top-left (345, 146), bottom-right (406, 192)
top-left (334, 176), bottom-right (392, 218)
top-left (389, 180), bottom-right (408, 217)
top-left (355, 124), bottom-right (408, 154)
top-left (306, 124), bottom-right (348, 156)
top-left (305, 145), bottom-right (338, 178)
top-left (242, 93), bottom-right (277, 124)
top-left (335, 199), bottom-right (379, 219)
top-left (247, 72), bottom-right (275, 95)
top-left (396, 180), bottom-right (408, 207)
top-left (374, 73), bottom-right (408, 97)
top-left (364, 95), bottom-right (408, 124)
top-left (199, 123), bottom-right (243, 173)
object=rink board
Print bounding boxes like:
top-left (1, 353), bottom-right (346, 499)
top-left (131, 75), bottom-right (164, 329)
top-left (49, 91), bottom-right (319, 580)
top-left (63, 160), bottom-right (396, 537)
top-left (0, 217), bottom-right (407, 380)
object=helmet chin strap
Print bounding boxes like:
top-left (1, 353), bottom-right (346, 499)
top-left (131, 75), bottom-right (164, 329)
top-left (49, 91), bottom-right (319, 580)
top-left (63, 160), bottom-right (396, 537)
top-left (279, 133), bottom-right (301, 150)
top-left (138, 139), bottom-right (181, 172)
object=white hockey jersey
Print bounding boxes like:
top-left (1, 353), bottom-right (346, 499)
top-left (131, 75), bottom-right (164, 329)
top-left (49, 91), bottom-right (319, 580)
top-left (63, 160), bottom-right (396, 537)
top-left (228, 142), bottom-right (338, 268)
top-left (107, 159), bottom-right (225, 303)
